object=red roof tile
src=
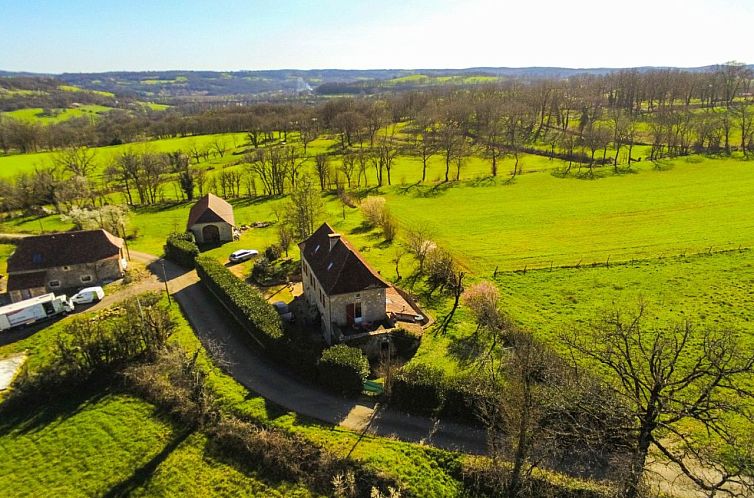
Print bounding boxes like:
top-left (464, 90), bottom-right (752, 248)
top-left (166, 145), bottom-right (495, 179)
top-left (187, 193), bottom-right (235, 230)
top-left (7, 229), bottom-right (123, 273)
top-left (299, 223), bottom-right (389, 296)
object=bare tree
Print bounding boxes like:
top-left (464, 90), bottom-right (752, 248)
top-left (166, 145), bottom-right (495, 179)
top-left (565, 307), bottom-right (754, 498)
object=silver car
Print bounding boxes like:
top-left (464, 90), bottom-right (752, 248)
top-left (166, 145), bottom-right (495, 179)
top-left (229, 249), bottom-right (259, 263)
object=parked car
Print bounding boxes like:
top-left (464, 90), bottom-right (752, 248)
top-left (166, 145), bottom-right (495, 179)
top-left (229, 249), bottom-right (259, 263)
top-left (71, 286), bottom-right (105, 305)
top-left (272, 301), bottom-right (295, 323)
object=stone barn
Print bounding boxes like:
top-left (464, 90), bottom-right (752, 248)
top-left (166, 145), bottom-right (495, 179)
top-left (187, 193), bottom-right (236, 244)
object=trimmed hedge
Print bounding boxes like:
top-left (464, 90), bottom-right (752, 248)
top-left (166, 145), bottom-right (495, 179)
top-left (390, 364), bottom-right (490, 423)
top-left (390, 364), bottom-right (447, 416)
top-left (317, 345), bottom-right (370, 395)
top-left (195, 256), bottom-right (284, 346)
top-left (164, 232), bottom-right (200, 269)
top-left (195, 255), bottom-right (321, 378)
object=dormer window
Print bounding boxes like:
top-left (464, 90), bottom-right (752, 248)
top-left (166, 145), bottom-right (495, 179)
top-left (32, 253), bottom-right (43, 264)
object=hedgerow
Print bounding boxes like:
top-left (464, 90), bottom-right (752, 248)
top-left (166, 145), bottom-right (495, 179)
top-left (195, 256), bottom-right (284, 345)
top-left (164, 232), bottom-right (200, 269)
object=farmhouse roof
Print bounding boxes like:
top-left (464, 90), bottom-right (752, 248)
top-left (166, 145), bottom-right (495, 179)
top-left (6, 271), bottom-right (47, 291)
top-left (299, 222), bottom-right (389, 296)
top-left (187, 193), bottom-right (235, 230)
top-left (6, 229), bottom-right (124, 273)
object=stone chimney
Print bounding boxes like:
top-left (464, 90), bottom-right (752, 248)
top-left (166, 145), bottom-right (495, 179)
top-left (328, 233), bottom-right (341, 251)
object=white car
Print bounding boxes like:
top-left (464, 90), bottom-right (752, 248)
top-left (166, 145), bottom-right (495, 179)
top-left (229, 249), bottom-right (259, 263)
top-left (71, 286), bottom-right (105, 305)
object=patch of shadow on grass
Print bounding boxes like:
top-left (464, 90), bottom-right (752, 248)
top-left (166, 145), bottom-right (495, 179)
top-left (230, 195), bottom-right (278, 208)
top-left (446, 333), bottom-right (487, 368)
top-left (102, 427), bottom-right (194, 498)
top-left (0, 376), bottom-right (113, 436)
top-left (349, 222), bottom-right (374, 235)
top-left (469, 176), bottom-right (497, 187)
top-left (396, 181), bottom-right (422, 195)
top-left (651, 159), bottom-right (674, 171)
top-left (415, 181), bottom-right (454, 198)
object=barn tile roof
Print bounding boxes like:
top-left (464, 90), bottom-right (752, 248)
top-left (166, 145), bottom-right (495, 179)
top-left (6, 229), bottom-right (124, 273)
top-left (6, 271), bottom-right (46, 291)
top-left (299, 223), bottom-right (389, 296)
top-left (187, 193), bottom-right (235, 230)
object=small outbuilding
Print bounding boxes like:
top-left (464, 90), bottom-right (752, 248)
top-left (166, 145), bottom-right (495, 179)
top-left (187, 193), bottom-right (237, 244)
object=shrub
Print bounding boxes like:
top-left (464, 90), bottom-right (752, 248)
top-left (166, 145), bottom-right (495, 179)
top-left (195, 256), bottom-right (284, 348)
top-left (441, 374), bottom-right (489, 424)
top-left (265, 244), bottom-right (283, 261)
top-left (251, 257), bottom-right (273, 282)
top-left (390, 364), bottom-right (446, 416)
top-left (164, 232), bottom-right (199, 269)
top-left (318, 344), bottom-right (370, 395)
top-left (360, 196), bottom-right (387, 227)
top-left (381, 213), bottom-right (397, 242)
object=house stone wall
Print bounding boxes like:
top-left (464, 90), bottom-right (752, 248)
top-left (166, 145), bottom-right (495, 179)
top-left (190, 222), bottom-right (233, 244)
top-left (329, 288), bottom-right (386, 326)
top-left (300, 256), bottom-right (387, 344)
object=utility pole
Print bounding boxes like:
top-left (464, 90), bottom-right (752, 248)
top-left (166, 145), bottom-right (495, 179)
top-left (161, 260), bottom-right (171, 305)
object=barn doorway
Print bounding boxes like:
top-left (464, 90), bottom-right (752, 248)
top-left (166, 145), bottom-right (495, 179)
top-left (202, 224), bottom-right (220, 243)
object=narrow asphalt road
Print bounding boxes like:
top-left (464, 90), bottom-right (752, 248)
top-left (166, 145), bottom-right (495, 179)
top-left (130, 251), bottom-right (487, 454)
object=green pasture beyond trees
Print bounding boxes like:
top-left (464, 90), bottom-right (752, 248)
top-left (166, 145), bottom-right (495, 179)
top-left (1, 105), bottom-right (114, 125)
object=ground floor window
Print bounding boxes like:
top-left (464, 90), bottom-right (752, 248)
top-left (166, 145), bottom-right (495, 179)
top-left (48, 280), bottom-right (61, 288)
top-left (81, 275), bottom-right (93, 283)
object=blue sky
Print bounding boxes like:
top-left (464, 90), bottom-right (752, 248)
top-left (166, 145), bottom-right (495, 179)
top-left (1, 0), bottom-right (753, 72)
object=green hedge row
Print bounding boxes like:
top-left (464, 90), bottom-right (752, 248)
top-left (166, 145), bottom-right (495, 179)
top-left (195, 255), bottom-right (321, 379)
top-left (318, 345), bottom-right (370, 395)
top-left (195, 256), bottom-right (284, 344)
top-left (390, 364), bottom-right (490, 424)
top-left (164, 233), bottom-right (200, 269)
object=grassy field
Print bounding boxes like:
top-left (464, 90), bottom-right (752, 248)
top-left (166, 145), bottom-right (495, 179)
top-left (0, 132), bottom-right (248, 179)
top-left (2, 105), bottom-right (114, 125)
top-left (0, 294), bottom-right (469, 497)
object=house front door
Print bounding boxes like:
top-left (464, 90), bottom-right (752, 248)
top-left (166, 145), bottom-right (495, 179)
top-left (202, 224), bottom-right (220, 243)
top-left (346, 303), bottom-right (355, 326)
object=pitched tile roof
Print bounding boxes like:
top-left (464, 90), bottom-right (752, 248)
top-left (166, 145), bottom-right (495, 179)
top-left (299, 222), bottom-right (389, 296)
top-left (6, 271), bottom-right (46, 291)
top-left (6, 229), bottom-right (124, 273)
top-left (187, 193), bottom-right (235, 230)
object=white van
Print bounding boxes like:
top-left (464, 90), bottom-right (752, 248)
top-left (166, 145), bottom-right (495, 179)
top-left (71, 286), bottom-right (105, 305)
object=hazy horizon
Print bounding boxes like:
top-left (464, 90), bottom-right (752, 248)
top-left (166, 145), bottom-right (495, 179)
top-left (2, 0), bottom-right (753, 73)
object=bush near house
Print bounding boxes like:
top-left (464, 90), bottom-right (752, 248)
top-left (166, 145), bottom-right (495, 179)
top-left (164, 232), bottom-right (199, 269)
top-left (390, 364), bottom-right (490, 423)
top-left (390, 364), bottom-right (447, 417)
top-left (317, 344), bottom-right (370, 395)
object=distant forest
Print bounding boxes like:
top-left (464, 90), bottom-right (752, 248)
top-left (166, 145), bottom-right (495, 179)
top-left (2, 64), bottom-right (752, 100)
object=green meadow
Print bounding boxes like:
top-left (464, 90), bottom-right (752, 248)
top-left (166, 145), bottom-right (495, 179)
top-left (0, 296), bottom-right (468, 497)
top-left (2, 105), bottom-right (114, 125)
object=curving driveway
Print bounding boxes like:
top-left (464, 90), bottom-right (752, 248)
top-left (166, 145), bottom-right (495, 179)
top-left (130, 251), bottom-right (487, 455)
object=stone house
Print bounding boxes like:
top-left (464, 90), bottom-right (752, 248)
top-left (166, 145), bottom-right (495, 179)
top-left (6, 229), bottom-right (126, 303)
top-left (187, 193), bottom-right (237, 244)
top-left (299, 223), bottom-right (389, 344)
